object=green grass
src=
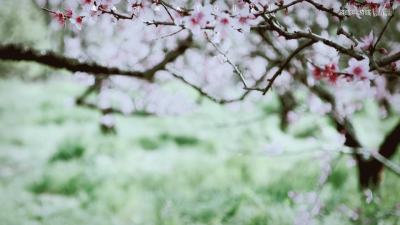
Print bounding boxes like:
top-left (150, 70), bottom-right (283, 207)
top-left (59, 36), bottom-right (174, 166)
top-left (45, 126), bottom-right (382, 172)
top-left (0, 79), bottom-right (400, 225)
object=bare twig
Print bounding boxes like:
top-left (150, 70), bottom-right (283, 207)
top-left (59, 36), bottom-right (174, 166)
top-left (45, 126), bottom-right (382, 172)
top-left (160, 2), bottom-right (175, 23)
top-left (205, 32), bottom-right (248, 88)
top-left (0, 38), bottom-right (191, 81)
top-left (372, 14), bottom-right (394, 53)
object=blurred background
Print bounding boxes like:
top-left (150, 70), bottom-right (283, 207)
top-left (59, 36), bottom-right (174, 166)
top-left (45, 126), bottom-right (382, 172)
top-left (0, 0), bottom-right (400, 224)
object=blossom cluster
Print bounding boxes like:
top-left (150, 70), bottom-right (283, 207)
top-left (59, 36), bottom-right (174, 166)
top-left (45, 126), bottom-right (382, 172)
top-left (39, 0), bottom-right (400, 122)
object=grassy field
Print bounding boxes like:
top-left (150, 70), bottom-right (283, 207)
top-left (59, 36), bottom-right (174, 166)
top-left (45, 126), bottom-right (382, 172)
top-left (0, 78), bottom-right (399, 225)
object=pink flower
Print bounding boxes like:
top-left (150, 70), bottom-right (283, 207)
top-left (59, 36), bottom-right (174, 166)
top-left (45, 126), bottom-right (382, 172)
top-left (51, 10), bottom-right (66, 30)
top-left (215, 13), bottom-right (234, 33)
top-left (359, 30), bottom-right (374, 50)
top-left (233, 10), bottom-right (256, 33)
top-left (78, 0), bottom-right (95, 11)
top-left (64, 6), bottom-right (74, 18)
top-left (184, 5), bottom-right (212, 35)
top-left (69, 13), bottom-right (85, 30)
top-left (127, 0), bottom-right (147, 17)
top-left (214, 13), bottom-right (234, 41)
top-left (346, 58), bottom-right (375, 82)
top-left (323, 56), bottom-right (341, 86)
top-left (307, 63), bottom-right (322, 80)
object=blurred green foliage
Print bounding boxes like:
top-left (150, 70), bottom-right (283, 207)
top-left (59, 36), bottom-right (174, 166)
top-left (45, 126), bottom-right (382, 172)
top-left (48, 138), bottom-right (86, 163)
top-left (0, 79), bottom-right (399, 225)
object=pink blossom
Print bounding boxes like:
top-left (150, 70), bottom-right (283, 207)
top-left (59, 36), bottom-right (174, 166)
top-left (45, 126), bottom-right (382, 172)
top-left (69, 12), bottom-right (85, 30)
top-left (307, 63), bottom-right (322, 80)
top-left (64, 6), bottom-right (74, 18)
top-left (233, 10), bottom-right (256, 33)
top-left (215, 13), bottom-right (234, 34)
top-left (51, 10), bottom-right (66, 29)
top-left (127, 0), bottom-right (147, 15)
top-left (345, 58), bottom-right (375, 82)
top-left (77, 0), bottom-right (94, 11)
top-left (359, 30), bottom-right (374, 50)
top-left (184, 5), bottom-right (212, 35)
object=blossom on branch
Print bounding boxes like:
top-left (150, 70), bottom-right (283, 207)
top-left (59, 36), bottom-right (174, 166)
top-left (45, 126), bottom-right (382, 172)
top-left (69, 12), bottom-right (85, 30)
top-left (184, 5), bottom-right (213, 35)
top-left (359, 30), bottom-right (374, 50)
top-left (50, 10), bottom-right (66, 30)
top-left (345, 58), bottom-right (376, 82)
top-left (233, 10), bottom-right (256, 33)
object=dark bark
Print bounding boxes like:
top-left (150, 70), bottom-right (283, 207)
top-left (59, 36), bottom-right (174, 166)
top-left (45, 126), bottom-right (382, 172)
top-left (0, 38), bottom-right (192, 81)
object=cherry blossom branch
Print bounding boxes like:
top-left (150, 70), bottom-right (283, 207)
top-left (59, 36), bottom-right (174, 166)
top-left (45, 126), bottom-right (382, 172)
top-left (99, 8), bottom-right (135, 20)
top-left (264, 20), bottom-right (365, 60)
top-left (0, 43), bottom-right (146, 80)
top-left (205, 32), bottom-right (249, 88)
top-left (153, 28), bottom-right (185, 40)
top-left (143, 20), bottom-right (269, 31)
top-left (254, 0), bottom-right (343, 18)
top-left (40, 6), bottom-right (56, 14)
top-left (336, 22), bottom-right (399, 76)
top-left (169, 69), bottom-right (252, 104)
top-left (262, 40), bottom-right (316, 95)
top-left (376, 51), bottom-right (400, 68)
top-left (254, 0), bottom-right (303, 15)
top-left (159, 0), bottom-right (192, 15)
top-left (0, 39), bottom-right (191, 81)
top-left (160, 2), bottom-right (175, 23)
top-left (307, 59), bottom-right (354, 76)
top-left (303, 0), bottom-right (344, 18)
top-left (169, 70), bottom-right (224, 103)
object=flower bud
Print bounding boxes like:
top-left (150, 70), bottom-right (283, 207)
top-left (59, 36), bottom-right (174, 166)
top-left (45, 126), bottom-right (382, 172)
top-left (378, 48), bottom-right (388, 55)
top-left (391, 62), bottom-right (397, 70)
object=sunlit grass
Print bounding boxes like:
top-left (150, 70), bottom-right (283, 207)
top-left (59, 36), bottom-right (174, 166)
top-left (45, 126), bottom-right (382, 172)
top-left (0, 79), bottom-right (399, 225)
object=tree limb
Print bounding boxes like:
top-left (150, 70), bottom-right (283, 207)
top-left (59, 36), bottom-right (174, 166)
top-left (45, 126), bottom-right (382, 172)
top-left (0, 38), bottom-right (192, 81)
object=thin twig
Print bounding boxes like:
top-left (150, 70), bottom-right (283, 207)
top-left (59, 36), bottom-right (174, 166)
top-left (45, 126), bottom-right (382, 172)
top-left (205, 32), bottom-right (248, 88)
top-left (160, 3), bottom-right (174, 23)
top-left (152, 28), bottom-right (184, 41)
top-left (372, 14), bottom-right (395, 53)
top-left (263, 40), bottom-right (316, 95)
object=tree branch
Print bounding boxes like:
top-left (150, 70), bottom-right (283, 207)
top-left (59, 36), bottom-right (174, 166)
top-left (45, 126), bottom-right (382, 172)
top-left (263, 40), bottom-right (316, 95)
top-left (0, 38), bottom-right (191, 81)
top-left (205, 33), bottom-right (248, 88)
